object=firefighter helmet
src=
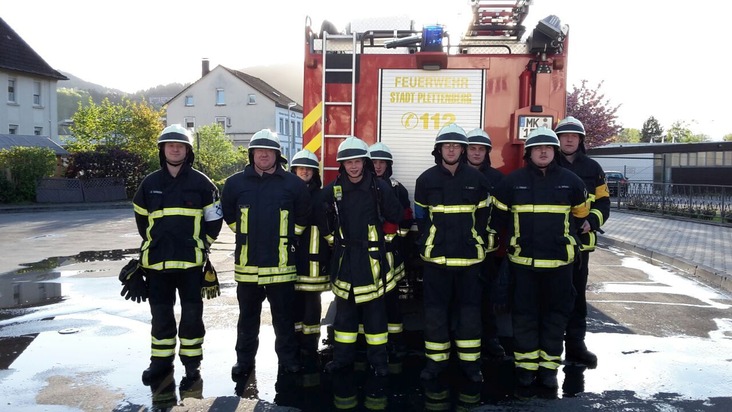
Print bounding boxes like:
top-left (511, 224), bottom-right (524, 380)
top-left (249, 129), bottom-right (287, 164)
top-left (336, 136), bottom-right (370, 162)
top-left (290, 149), bottom-right (320, 170)
top-left (434, 123), bottom-right (469, 146)
top-left (158, 124), bottom-right (194, 148)
top-left (368, 142), bottom-right (393, 162)
top-left (555, 116), bottom-right (586, 138)
top-left (524, 126), bottom-right (559, 159)
top-left (467, 128), bottom-right (492, 148)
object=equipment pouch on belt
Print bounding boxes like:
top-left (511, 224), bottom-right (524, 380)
top-left (202, 259), bottom-right (220, 299)
top-left (119, 258), bottom-right (148, 303)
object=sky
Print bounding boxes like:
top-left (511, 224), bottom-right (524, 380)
top-left (2, 0), bottom-right (730, 140)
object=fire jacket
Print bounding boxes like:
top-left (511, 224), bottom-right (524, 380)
top-left (414, 162), bottom-right (491, 268)
top-left (479, 164), bottom-right (504, 254)
top-left (492, 161), bottom-right (589, 269)
top-left (556, 152), bottom-right (610, 251)
top-left (380, 176), bottom-right (413, 286)
top-left (133, 164), bottom-right (223, 270)
top-left (221, 165), bottom-right (311, 284)
top-left (295, 182), bottom-right (331, 293)
top-left (319, 172), bottom-right (402, 304)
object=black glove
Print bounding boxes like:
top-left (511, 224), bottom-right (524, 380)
top-left (202, 259), bottom-right (220, 299)
top-left (119, 259), bottom-right (148, 303)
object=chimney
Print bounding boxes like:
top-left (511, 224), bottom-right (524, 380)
top-left (202, 58), bottom-right (210, 77)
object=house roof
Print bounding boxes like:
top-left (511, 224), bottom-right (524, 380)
top-left (0, 17), bottom-right (68, 80)
top-left (0, 134), bottom-right (69, 155)
top-left (166, 65), bottom-right (301, 111)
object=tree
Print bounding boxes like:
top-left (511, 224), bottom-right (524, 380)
top-left (614, 128), bottom-right (641, 143)
top-left (664, 121), bottom-right (711, 143)
top-left (193, 124), bottom-right (248, 181)
top-left (566, 80), bottom-right (622, 148)
top-left (641, 116), bottom-right (664, 143)
top-left (723, 134), bottom-right (732, 142)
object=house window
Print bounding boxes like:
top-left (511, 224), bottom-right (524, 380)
top-left (248, 94), bottom-right (256, 105)
top-left (8, 79), bottom-right (16, 103)
top-left (185, 95), bottom-right (194, 106)
top-left (34, 127), bottom-right (43, 135)
top-left (33, 81), bottom-right (42, 106)
top-left (279, 118), bottom-right (285, 135)
top-left (8, 125), bottom-right (18, 134)
top-left (184, 117), bottom-right (195, 129)
top-left (216, 88), bottom-right (225, 105)
top-left (215, 116), bottom-right (228, 129)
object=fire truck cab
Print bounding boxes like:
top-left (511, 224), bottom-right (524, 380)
top-left (301, 0), bottom-right (570, 199)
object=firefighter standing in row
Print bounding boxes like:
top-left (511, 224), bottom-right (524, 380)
top-left (319, 136), bottom-right (402, 376)
top-left (290, 149), bottom-right (331, 359)
top-left (555, 116), bottom-right (610, 368)
top-left (414, 124), bottom-right (492, 383)
top-left (132, 124), bottom-right (223, 386)
top-left (221, 129), bottom-right (311, 379)
top-left (369, 142), bottom-right (414, 358)
top-left (465, 127), bottom-right (506, 360)
top-left (491, 127), bottom-right (589, 390)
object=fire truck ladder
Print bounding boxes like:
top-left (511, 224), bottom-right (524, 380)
top-left (466, 0), bottom-right (531, 39)
top-left (320, 31), bottom-right (357, 176)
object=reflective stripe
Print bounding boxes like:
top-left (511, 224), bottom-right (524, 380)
top-left (458, 352), bottom-right (481, 361)
top-left (513, 204), bottom-right (570, 213)
top-left (540, 350), bottom-right (562, 362)
top-left (179, 337), bottom-right (203, 346)
top-left (238, 206), bottom-right (249, 268)
top-left (364, 396), bottom-right (387, 410)
top-left (429, 204), bottom-right (477, 213)
top-left (151, 348), bottom-right (175, 357)
top-left (133, 203), bottom-right (149, 216)
top-left (492, 197), bottom-right (509, 211)
top-left (302, 324), bottom-right (321, 335)
top-left (420, 255), bottom-right (484, 267)
top-left (514, 350), bottom-right (540, 360)
top-left (515, 362), bottom-right (539, 371)
top-left (294, 224), bottom-right (305, 235)
top-left (279, 210), bottom-right (289, 268)
top-left (333, 395), bottom-right (358, 409)
top-left (590, 208), bottom-right (605, 226)
top-left (152, 336), bottom-right (176, 346)
top-left (388, 323), bottom-right (403, 334)
top-left (426, 352), bottom-right (450, 362)
top-left (334, 330), bottom-right (358, 344)
top-left (539, 361), bottom-right (561, 370)
top-left (179, 347), bottom-right (202, 357)
top-left (425, 341), bottom-right (451, 351)
top-left (455, 339), bottom-right (481, 348)
top-left (365, 332), bottom-right (388, 346)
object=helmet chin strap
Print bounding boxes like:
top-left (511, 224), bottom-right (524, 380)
top-left (166, 159), bottom-right (185, 166)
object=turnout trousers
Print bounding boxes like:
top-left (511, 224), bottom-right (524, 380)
top-left (235, 282), bottom-right (299, 368)
top-left (566, 251), bottom-right (590, 346)
top-left (147, 267), bottom-right (204, 367)
top-left (332, 292), bottom-right (388, 369)
top-left (422, 264), bottom-right (483, 373)
top-left (294, 290), bottom-right (323, 354)
top-left (511, 264), bottom-right (574, 374)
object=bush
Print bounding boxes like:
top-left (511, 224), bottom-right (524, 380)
top-left (0, 147), bottom-right (56, 203)
top-left (65, 148), bottom-right (147, 198)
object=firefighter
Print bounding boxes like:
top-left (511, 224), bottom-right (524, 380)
top-left (368, 142), bottom-right (414, 358)
top-left (221, 128), bottom-right (311, 379)
top-left (290, 149), bottom-right (331, 359)
top-left (555, 116), bottom-right (610, 368)
top-left (491, 126), bottom-right (589, 390)
top-left (319, 136), bottom-right (402, 377)
top-left (465, 127), bottom-right (506, 360)
top-left (414, 124), bottom-right (492, 383)
top-left (132, 124), bottom-right (223, 386)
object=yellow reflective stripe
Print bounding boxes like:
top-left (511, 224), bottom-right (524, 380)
top-left (425, 341), bottom-right (451, 351)
top-left (580, 231), bottom-right (597, 251)
top-left (455, 339), bottom-right (481, 348)
top-left (364, 396), bottom-right (387, 410)
top-left (513, 204), bottom-right (570, 213)
top-left (234, 273), bottom-right (297, 284)
top-left (514, 350), bottom-right (540, 360)
top-left (235, 264), bottom-right (296, 275)
top-left (151, 336), bottom-right (176, 346)
top-left (294, 321), bottom-right (303, 332)
top-left (477, 195), bottom-right (490, 208)
top-left (540, 350), bottom-right (562, 362)
top-left (384, 233), bottom-right (396, 242)
top-left (238, 207), bottom-right (249, 267)
top-left (309, 226), bottom-right (320, 254)
top-left (142, 259), bottom-right (203, 270)
top-left (429, 204), bottom-right (477, 213)
top-left (420, 255), bottom-right (484, 267)
top-left (324, 233), bottom-right (334, 246)
top-left (151, 348), bottom-right (175, 357)
top-left (296, 275), bottom-right (330, 284)
top-left (426, 390), bottom-right (449, 401)
top-left (365, 332), bottom-right (388, 345)
top-left (539, 361), bottom-right (561, 370)
top-left (388, 323), bottom-right (403, 334)
top-left (133, 203), bottom-right (148, 216)
top-left (354, 289), bottom-right (384, 304)
top-left (228, 222), bottom-right (236, 231)
top-left (426, 352), bottom-right (450, 362)
top-left (334, 330), bottom-right (358, 344)
top-left (180, 337), bottom-right (203, 346)
top-left (333, 395), bottom-right (358, 410)
top-left (516, 362), bottom-right (539, 371)
top-left (590, 208), bottom-right (605, 226)
top-left (179, 348), bottom-right (202, 357)
top-left (414, 200), bottom-right (427, 208)
top-left (294, 224), bottom-right (305, 235)
top-left (302, 324), bottom-right (321, 335)
top-left (459, 392), bottom-right (480, 403)
top-left (458, 352), bottom-right (481, 361)
top-left (492, 197), bottom-right (508, 211)
top-left (424, 220), bottom-right (437, 258)
top-left (398, 228), bottom-right (410, 236)
top-left (295, 283), bottom-right (331, 292)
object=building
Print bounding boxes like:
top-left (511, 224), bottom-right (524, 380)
top-left (165, 59), bottom-right (303, 159)
top-left (0, 17), bottom-right (68, 145)
top-left (588, 142), bottom-right (732, 185)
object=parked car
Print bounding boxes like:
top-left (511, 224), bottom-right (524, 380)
top-left (605, 171), bottom-right (629, 196)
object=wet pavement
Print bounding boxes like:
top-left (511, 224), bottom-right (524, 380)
top-left (0, 204), bottom-right (731, 411)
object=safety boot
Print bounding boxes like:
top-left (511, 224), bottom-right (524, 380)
top-left (565, 342), bottom-right (598, 368)
top-left (419, 362), bottom-right (445, 381)
top-left (183, 362), bottom-right (201, 382)
top-left (371, 363), bottom-right (389, 377)
top-left (141, 360), bottom-right (174, 386)
top-left (536, 367), bottom-right (558, 389)
top-left (324, 360), bottom-right (352, 374)
top-left (231, 362), bottom-right (254, 380)
top-left (514, 367), bottom-right (535, 387)
top-left (482, 338), bottom-right (506, 359)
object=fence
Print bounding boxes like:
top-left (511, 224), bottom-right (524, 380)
top-left (36, 177), bottom-right (127, 203)
top-left (609, 181), bottom-right (732, 225)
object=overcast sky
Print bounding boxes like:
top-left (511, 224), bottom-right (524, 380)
top-left (3, 0), bottom-right (729, 139)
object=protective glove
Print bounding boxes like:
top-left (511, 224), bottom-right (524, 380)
top-left (201, 259), bottom-right (220, 299)
top-left (119, 259), bottom-right (148, 303)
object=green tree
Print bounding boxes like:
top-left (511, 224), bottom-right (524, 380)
top-left (723, 134), bottom-right (732, 142)
top-left (193, 124), bottom-right (248, 181)
top-left (0, 147), bottom-right (56, 202)
top-left (641, 116), bottom-right (664, 143)
top-left (566, 80), bottom-right (622, 148)
top-left (664, 120), bottom-right (708, 143)
top-left (614, 128), bottom-right (641, 143)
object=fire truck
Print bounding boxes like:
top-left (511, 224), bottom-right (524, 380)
top-left (301, 0), bottom-right (570, 198)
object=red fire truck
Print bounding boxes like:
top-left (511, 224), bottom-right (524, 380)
top-left (301, 0), bottom-right (570, 198)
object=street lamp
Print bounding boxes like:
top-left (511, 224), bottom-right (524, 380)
top-left (287, 102), bottom-right (297, 163)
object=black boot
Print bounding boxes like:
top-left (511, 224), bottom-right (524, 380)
top-left (231, 361), bottom-right (254, 380)
top-left (141, 361), bottom-right (174, 386)
top-left (565, 342), bottom-right (598, 368)
top-left (419, 361), bottom-right (445, 381)
top-left (482, 338), bottom-right (506, 359)
top-left (462, 365), bottom-right (484, 383)
top-left (183, 362), bottom-right (201, 381)
top-left (536, 367), bottom-right (558, 389)
top-left (514, 367), bottom-right (535, 387)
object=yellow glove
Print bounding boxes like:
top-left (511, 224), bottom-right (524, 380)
top-left (202, 260), bottom-right (220, 299)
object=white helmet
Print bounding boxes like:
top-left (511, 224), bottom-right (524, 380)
top-left (158, 124), bottom-right (194, 148)
top-left (336, 136), bottom-right (370, 162)
top-left (368, 142), bottom-right (393, 162)
top-left (466, 128), bottom-right (492, 148)
top-left (249, 129), bottom-right (287, 163)
top-left (290, 149), bottom-right (320, 170)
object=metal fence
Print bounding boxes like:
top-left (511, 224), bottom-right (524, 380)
top-left (609, 181), bottom-right (732, 225)
top-left (36, 177), bottom-right (127, 203)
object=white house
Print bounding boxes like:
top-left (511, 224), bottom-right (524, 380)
top-left (0, 17), bottom-right (67, 145)
top-left (165, 59), bottom-right (303, 159)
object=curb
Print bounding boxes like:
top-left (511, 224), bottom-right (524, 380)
top-left (598, 235), bottom-right (732, 294)
top-left (0, 201), bottom-right (132, 214)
